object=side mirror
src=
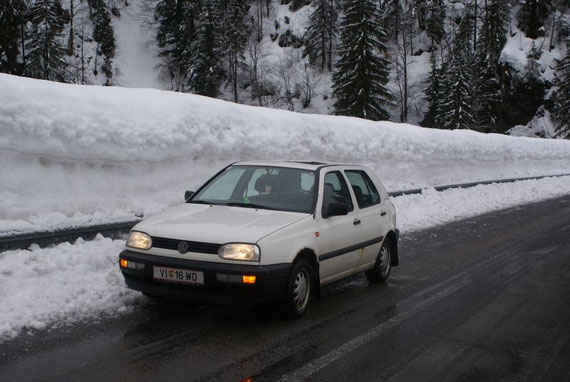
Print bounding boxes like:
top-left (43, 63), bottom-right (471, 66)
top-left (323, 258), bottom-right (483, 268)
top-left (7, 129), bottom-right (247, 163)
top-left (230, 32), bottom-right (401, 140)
top-left (184, 190), bottom-right (195, 202)
top-left (323, 202), bottom-right (349, 218)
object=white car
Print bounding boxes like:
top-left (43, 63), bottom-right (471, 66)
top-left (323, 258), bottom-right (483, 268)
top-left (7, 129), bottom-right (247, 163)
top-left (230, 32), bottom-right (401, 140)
top-left (119, 161), bottom-right (399, 316)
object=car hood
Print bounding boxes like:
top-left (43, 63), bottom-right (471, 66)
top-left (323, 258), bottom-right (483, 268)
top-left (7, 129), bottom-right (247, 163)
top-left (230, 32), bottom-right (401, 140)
top-left (133, 203), bottom-right (311, 244)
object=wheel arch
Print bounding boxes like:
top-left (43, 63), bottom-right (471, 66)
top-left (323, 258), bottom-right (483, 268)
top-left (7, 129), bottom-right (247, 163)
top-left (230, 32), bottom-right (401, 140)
top-left (293, 248), bottom-right (320, 298)
top-left (385, 230), bottom-right (399, 266)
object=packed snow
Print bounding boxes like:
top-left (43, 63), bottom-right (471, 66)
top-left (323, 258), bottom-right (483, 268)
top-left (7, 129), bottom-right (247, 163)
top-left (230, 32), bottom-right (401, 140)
top-left (1, 175), bottom-right (569, 341)
top-left (111, 1), bottom-right (162, 89)
top-left (2, 74), bottom-right (570, 236)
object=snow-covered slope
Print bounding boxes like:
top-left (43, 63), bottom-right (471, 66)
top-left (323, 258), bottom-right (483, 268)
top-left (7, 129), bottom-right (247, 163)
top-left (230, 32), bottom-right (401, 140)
top-left (1, 74), bottom-right (570, 235)
top-left (111, 2), bottom-right (162, 89)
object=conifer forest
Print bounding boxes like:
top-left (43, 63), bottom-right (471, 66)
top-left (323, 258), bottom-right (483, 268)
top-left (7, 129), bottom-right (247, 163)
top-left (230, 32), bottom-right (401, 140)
top-left (1, 0), bottom-right (569, 138)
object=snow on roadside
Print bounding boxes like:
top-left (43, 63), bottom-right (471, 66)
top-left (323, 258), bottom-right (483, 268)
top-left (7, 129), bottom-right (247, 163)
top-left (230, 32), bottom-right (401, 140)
top-left (2, 74), bottom-right (570, 235)
top-left (0, 235), bottom-right (143, 341)
top-left (394, 176), bottom-right (570, 233)
top-left (1, 176), bottom-right (569, 342)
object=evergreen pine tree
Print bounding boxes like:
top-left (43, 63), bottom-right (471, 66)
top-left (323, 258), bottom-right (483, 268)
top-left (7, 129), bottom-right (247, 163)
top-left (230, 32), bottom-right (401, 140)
top-left (189, 0), bottom-right (221, 97)
top-left (303, 0), bottom-right (337, 71)
top-left (481, 0), bottom-right (510, 75)
top-left (525, 42), bottom-right (543, 84)
top-left (422, 52), bottom-right (443, 128)
top-left (223, 0), bottom-right (250, 102)
top-left (88, 0), bottom-right (115, 83)
top-left (455, 4), bottom-right (475, 62)
top-left (25, 0), bottom-right (69, 82)
top-left (440, 56), bottom-right (474, 129)
top-left (468, 0), bottom-right (510, 132)
top-left (380, 0), bottom-right (401, 39)
top-left (332, 0), bottom-right (393, 121)
top-left (518, 0), bottom-right (553, 39)
top-left (471, 52), bottom-right (501, 132)
top-left (0, 0), bottom-right (28, 74)
top-left (439, 26), bottom-right (475, 130)
top-left (425, 0), bottom-right (446, 47)
top-left (552, 45), bottom-right (570, 139)
top-left (155, 0), bottom-right (198, 91)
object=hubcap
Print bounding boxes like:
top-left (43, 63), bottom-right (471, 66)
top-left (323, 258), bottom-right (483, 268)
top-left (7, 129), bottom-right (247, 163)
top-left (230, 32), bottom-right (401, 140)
top-left (380, 245), bottom-right (391, 277)
top-left (293, 270), bottom-right (310, 310)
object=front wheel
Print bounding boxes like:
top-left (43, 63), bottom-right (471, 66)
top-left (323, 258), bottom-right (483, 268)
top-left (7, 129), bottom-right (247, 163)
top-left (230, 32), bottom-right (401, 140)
top-left (283, 260), bottom-right (312, 318)
top-left (365, 239), bottom-right (392, 283)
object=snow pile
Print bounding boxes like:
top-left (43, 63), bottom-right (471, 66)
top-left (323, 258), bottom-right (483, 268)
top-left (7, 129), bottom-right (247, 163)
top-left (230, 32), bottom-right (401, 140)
top-left (0, 235), bottom-right (143, 340)
top-left (1, 176), bottom-right (569, 341)
top-left (1, 74), bottom-right (570, 235)
top-left (394, 176), bottom-right (570, 232)
top-left (500, 25), bottom-right (562, 83)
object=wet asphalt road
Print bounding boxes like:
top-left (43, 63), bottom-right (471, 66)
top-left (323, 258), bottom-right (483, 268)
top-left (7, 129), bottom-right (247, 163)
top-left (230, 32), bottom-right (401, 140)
top-left (1, 195), bottom-right (569, 382)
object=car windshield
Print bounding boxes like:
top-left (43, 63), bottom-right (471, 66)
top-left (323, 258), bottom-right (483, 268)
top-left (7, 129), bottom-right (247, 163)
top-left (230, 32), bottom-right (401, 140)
top-left (190, 165), bottom-right (316, 213)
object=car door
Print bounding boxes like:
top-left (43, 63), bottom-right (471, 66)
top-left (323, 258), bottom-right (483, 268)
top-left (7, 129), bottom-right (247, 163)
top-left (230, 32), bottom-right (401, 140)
top-left (316, 170), bottom-right (362, 282)
top-left (344, 169), bottom-right (391, 267)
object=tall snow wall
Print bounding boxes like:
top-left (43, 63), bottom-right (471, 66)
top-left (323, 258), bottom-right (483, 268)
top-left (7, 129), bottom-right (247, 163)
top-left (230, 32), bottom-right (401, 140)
top-left (1, 74), bottom-right (570, 233)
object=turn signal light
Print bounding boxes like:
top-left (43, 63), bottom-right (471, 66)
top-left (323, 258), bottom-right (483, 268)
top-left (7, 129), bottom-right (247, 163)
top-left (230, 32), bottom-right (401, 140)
top-left (242, 275), bottom-right (256, 284)
top-left (120, 259), bottom-right (128, 268)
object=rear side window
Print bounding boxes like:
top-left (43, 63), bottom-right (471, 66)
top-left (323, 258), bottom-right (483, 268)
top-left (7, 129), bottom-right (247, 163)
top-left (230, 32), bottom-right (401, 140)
top-left (345, 170), bottom-right (381, 208)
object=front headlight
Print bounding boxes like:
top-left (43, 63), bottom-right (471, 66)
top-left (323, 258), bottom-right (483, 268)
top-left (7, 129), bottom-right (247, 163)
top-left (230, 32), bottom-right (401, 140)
top-left (218, 243), bottom-right (260, 261)
top-left (127, 231), bottom-right (152, 250)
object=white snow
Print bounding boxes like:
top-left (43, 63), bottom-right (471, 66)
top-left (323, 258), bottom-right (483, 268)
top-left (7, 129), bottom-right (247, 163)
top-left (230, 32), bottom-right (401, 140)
top-left (500, 25), bottom-right (563, 82)
top-left (1, 74), bottom-right (570, 235)
top-left (1, 175), bottom-right (569, 341)
top-left (112, 2), bottom-right (163, 89)
top-left (0, 235), bottom-right (143, 341)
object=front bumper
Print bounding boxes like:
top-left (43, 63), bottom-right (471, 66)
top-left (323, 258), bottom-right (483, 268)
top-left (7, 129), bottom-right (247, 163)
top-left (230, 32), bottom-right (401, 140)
top-left (119, 250), bottom-right (291, 303)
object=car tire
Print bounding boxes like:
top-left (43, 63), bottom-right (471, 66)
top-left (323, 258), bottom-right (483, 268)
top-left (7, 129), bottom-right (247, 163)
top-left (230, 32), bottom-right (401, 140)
top-left (283, 259), bottom-right (312, 318)
top-left (365, 239), bottom-right (392, 283)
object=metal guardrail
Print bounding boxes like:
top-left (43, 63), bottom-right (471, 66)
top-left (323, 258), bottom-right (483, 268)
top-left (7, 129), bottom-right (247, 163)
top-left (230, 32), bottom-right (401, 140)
top-left (1, 173), bottom-right (569, 252)
top-left (386, 173), bottom-right (570, 197)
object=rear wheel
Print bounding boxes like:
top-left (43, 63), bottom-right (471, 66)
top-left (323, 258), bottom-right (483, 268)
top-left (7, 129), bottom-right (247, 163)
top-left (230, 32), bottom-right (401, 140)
top-left (365, 239), bottom-right (392, 283)
top-left (283, 259), bottom-right (312, 318)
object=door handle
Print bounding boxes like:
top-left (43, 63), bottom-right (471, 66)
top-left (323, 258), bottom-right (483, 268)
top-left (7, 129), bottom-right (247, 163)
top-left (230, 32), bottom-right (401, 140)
top-left (353, 219), bottom-right (361, 225)
top-left (380, 211), bottom-right (387, 216)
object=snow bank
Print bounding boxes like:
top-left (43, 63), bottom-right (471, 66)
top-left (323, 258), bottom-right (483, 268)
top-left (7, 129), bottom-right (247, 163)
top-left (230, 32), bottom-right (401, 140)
top-left (1, 176), bottom-right (569, 341)
top-left (0, 234), bottom-right (143, 340)
top-left (1, 74), bottom-right (570, 234)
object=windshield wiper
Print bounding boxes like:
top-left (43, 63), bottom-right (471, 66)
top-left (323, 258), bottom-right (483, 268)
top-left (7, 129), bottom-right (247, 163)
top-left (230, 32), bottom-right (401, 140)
top-left (188, 200), bottom-right (216, 205)
top-left (226, 202), bottom-right (275, 210)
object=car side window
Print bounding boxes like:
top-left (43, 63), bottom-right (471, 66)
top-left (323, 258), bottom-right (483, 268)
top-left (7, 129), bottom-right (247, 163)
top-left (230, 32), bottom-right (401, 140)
top-left (322, 171), bottom-right (354, 216)
top-left (345, 170), bottom-right (381, 208)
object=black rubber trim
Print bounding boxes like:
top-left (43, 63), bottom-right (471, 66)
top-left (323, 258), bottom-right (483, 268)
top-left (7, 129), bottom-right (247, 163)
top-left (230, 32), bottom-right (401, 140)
top-left (151, 236), bottom-right (221, 254)
top-left (319, 235), bottom-right (384, 261)
top-left (119, 250), bottom-right (292, 302)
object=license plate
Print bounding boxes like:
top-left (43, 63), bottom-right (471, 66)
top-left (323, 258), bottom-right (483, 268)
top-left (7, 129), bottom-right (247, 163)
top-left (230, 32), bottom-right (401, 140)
top-left (153, 266), bottom-right (204, 285)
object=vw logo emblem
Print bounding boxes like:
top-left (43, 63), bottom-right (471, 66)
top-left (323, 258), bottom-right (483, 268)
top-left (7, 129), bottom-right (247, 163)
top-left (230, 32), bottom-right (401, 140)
top-left (178, 241), bottom-right (189, 254)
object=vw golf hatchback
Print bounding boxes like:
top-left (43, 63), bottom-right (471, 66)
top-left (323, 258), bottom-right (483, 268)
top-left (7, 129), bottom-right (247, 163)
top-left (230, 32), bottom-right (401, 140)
top-left (119, 161), bottom-right (399, 316)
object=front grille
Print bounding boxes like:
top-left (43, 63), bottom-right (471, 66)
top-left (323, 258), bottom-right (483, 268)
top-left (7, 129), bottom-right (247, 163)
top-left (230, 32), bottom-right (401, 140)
top-left (151, 236), bottom-right (221, 254)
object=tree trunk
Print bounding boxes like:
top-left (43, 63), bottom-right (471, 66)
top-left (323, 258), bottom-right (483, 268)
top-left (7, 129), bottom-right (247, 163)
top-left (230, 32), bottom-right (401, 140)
top-left (233, 54), bottom-right (238, 102)
top-left (321, 31), bottom-right (326, 70)
top-left (473, 0), bottom-right (478, 52)
top-left (549, 11), bottom-right (556, 52)
top-left (69, 0), bottom-right (75, 56)
top-left (328, 31), bottom-right (333, 71)
top-left (20, 23), bottom-right (26, 67)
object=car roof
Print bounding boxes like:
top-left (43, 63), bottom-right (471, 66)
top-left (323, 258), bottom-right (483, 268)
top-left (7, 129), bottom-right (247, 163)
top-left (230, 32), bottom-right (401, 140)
top-left (233, 160), bottom-right (355, 171)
